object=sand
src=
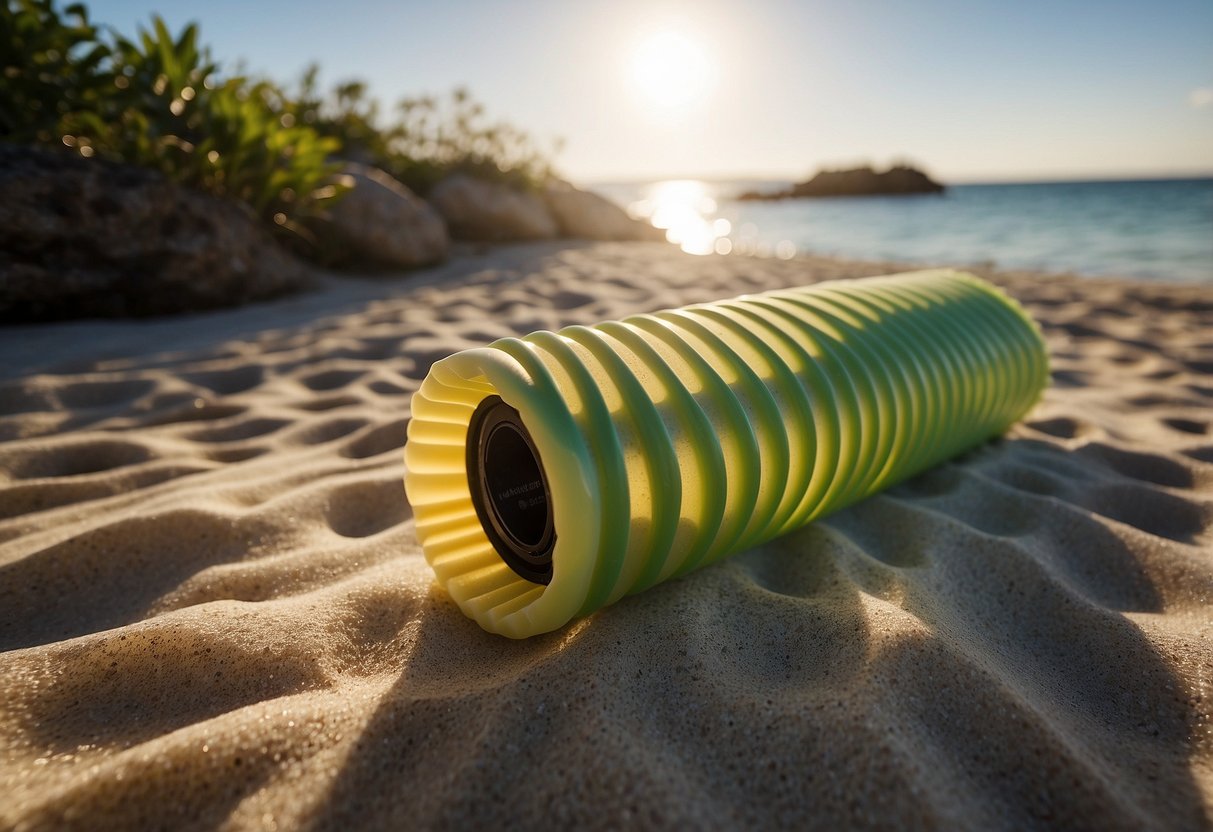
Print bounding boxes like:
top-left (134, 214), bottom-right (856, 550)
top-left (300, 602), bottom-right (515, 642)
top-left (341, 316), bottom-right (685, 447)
top-left (1, 241), bottom-right (1211, 830)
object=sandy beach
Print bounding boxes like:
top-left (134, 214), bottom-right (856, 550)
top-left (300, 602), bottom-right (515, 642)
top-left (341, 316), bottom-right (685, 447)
top-left (1, 241), bottom-right (1211, 830)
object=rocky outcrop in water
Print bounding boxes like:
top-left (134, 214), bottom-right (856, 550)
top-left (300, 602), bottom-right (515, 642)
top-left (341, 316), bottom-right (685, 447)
top-left (0, 145), bottom-right (309, 322)
top-left (739, 164), bottom-right (945, 200)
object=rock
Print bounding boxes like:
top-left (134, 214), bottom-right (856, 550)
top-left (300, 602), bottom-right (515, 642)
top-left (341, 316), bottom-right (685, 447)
top-left (542, 180), bottom-right (665, 242)
top-left (313, 164), bottom-right (448, 269)
top-left (0, 144), bottom-right (309, 322)
top-left (428, 174), bottom-right (558, 242)
top-left (739, 164), bottom-right (945, 200)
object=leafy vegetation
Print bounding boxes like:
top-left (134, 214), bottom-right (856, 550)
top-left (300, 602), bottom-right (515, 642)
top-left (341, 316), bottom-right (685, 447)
top-left (1, 0), bottom-right (559, 241)
top-left (285, 68), bottom-right (561, 195)
top-left (1, 0), bottom-right (342, 233)
top-left (0, 1), bottom-right (110, 144)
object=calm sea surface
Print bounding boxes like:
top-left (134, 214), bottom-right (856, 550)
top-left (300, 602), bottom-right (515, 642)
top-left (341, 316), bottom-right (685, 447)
top-left (592, 178), bottom-right (1213, 283)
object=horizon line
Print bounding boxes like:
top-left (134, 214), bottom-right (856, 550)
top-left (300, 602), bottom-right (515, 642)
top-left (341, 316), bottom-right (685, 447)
top-left (581, 170), bottom-right (1213, 188)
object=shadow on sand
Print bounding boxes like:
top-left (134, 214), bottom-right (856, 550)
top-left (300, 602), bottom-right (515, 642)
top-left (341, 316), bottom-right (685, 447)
top-left (310, 434), bottom-right (1209, 829)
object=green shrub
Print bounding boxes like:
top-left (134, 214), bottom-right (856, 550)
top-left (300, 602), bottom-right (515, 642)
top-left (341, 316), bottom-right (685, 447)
top-left (285, 70), bottom-right (561, 195)
top-left (288, 66), bottom-right (386, 164)
top-left (386, 86), bottom-right (562, 194)
top-left (0, 0), bottom-right (110, 144)
top-left (81, 19), bottom-right (343, 231)
top-left (1, 0), bottom-right (561, 241)
top-left (1, 1), bottom-right (344, 235)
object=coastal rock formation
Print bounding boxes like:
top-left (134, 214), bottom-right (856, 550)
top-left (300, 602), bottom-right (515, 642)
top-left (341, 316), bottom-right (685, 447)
top-left (0, 145), bottom-right (308, 322)
top-left (543, 180), bottom-right (665, 241)
top-left (428, 174), bottom-right (558, 242)
top-left (739, 164), bottom-right (945, 200)
top-left (312, 164), bottom-right (448, 270)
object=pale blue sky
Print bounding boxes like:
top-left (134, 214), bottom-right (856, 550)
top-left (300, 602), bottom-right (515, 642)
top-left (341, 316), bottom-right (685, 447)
top-left (89, 0), bottom-right (1213, 184)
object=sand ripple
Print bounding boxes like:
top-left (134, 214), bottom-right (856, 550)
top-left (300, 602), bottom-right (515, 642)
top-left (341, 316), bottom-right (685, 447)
top-left (1, 243), bottom-right (1211, 829)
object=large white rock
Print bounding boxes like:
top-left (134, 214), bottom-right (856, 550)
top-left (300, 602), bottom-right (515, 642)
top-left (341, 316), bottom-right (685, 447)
top-left (428, 174), bottom-right (558, 242)
top-left (324, 165), bottom-right (449, 269)
top-left (543, 180), bottom-right (664, 241)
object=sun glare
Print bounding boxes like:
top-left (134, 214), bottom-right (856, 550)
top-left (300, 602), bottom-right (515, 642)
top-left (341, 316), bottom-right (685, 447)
top-left (629, 29), bottom-right (715, 113)
top-left (628, 180), bottom-right (724, 255)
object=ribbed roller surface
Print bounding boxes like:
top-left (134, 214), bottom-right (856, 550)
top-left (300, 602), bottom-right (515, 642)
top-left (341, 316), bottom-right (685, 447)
top-left (403, 270), bottom-right (1049, 638)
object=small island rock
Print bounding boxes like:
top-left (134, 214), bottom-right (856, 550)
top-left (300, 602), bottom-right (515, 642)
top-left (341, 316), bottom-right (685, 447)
top-left (739, 164), bottom-right (945, 200)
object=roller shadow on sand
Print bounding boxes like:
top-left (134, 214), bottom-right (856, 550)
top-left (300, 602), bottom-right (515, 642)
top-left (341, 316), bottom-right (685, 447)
top-left (309, 536), bottom-right (874, 829)
top-left (310, 436), bottom-right (1208, 829)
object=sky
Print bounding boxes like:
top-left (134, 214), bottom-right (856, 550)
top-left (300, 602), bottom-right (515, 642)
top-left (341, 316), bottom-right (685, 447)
top-left (89, 0), bottom-right (1213, 184)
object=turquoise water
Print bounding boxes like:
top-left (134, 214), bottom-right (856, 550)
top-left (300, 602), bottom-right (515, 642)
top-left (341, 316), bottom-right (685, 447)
top-left (593, 178), bottom-right (1213, 283)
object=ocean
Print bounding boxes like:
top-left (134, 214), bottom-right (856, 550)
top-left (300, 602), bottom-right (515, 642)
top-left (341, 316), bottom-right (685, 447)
top-left (591, 178), bottom-right (1213, 283)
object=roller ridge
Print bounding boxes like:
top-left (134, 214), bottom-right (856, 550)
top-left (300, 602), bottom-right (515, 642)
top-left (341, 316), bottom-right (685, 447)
top-left (403, 270), bottom-right (1049, 637)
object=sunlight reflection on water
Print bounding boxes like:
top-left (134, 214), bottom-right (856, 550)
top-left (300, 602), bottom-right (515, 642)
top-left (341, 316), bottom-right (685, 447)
top-left (626, 179), bottom-right (797, 258)
top-left (605, 177), bottom-right (1213, 281)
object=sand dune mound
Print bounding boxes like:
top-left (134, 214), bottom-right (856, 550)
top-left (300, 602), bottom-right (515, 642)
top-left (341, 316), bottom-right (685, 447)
top-left (1, 242), bottom-right (1210, 829)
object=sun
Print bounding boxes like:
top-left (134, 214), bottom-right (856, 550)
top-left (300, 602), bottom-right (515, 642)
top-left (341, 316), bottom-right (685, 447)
top-left (629, 29), bottom-right (715, 113)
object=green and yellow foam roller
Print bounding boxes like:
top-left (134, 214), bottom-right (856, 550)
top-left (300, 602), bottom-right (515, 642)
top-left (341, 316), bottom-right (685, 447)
top-left (403, 270), bottom-right (1049, 638)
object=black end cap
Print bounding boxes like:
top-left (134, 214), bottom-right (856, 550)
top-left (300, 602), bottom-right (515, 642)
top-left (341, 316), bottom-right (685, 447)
top-left (466, 396), bottom-right (555, 584)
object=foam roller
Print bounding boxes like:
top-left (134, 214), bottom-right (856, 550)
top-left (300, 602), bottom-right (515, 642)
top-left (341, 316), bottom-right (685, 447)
top-left (403, 270), bottom-right (1048, 638)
